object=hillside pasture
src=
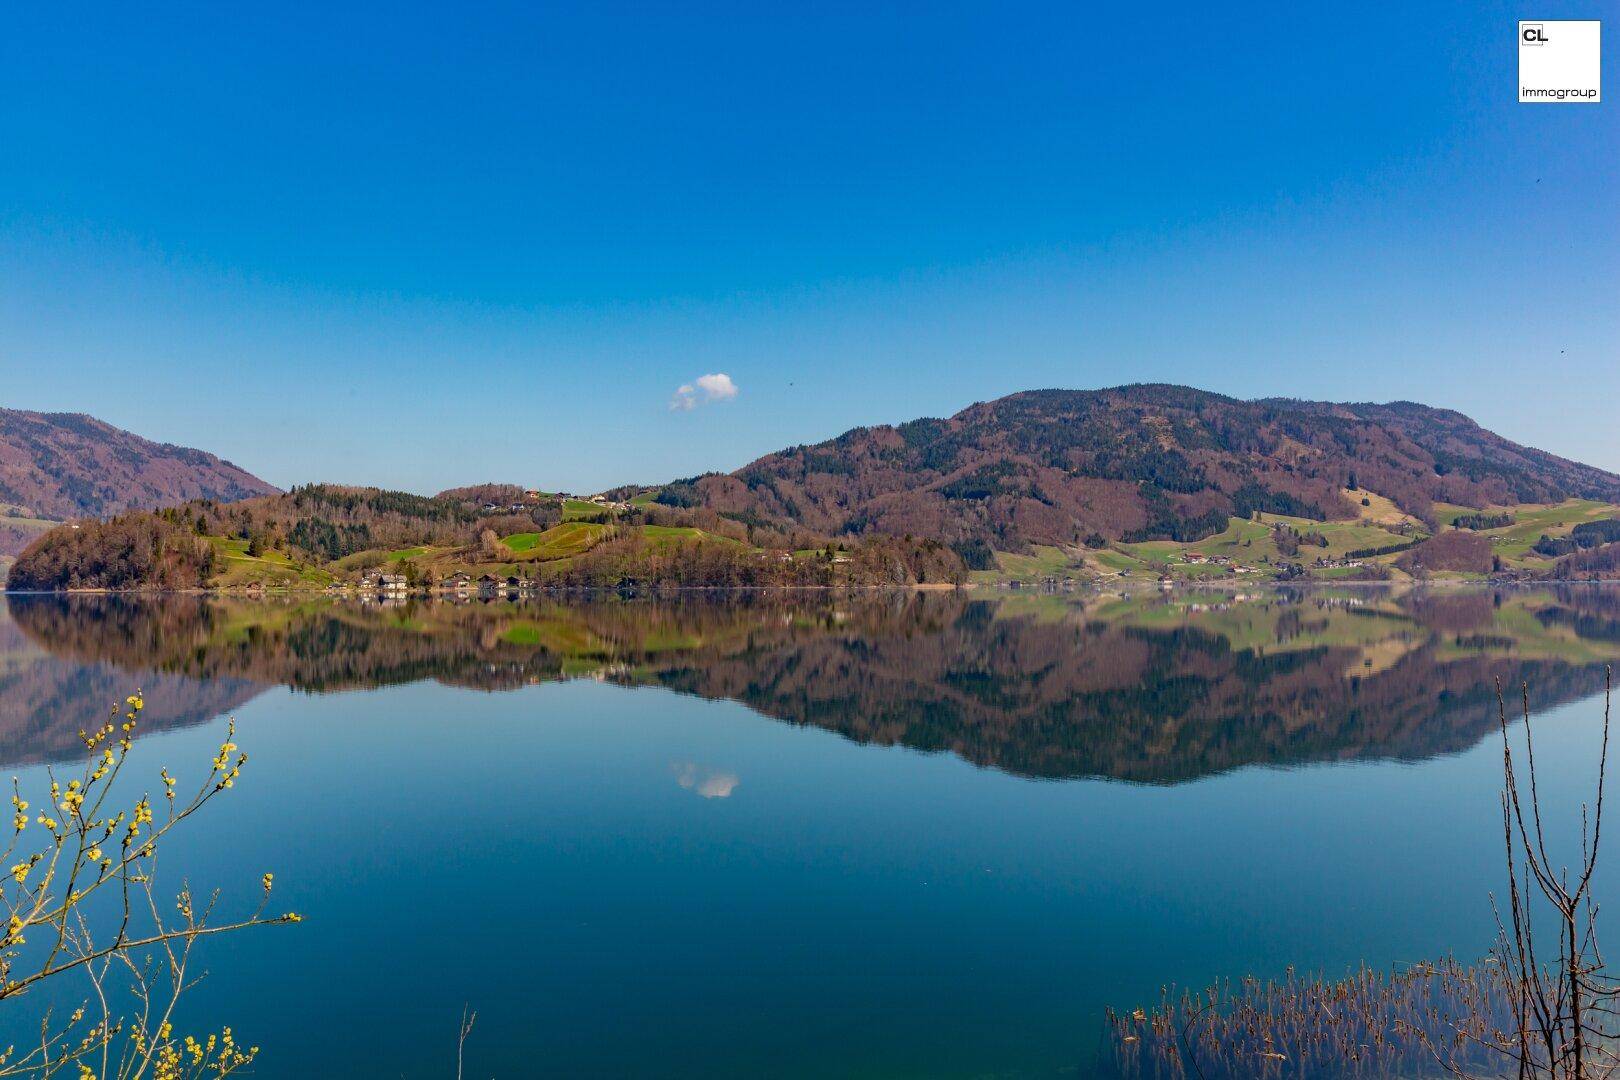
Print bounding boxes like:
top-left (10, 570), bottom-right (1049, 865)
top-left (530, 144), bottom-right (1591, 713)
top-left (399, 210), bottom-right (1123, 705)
top-left (639, 525), bottom-right (742, 550)
top-left (1344, 488), bottom-right (1424, 529)
top-left (0, 510), bottom-right (60, 531)
top-left (502, 522), bottom-right (609, 560)
top-left (1114, 516), bottom-right (1417, 573)
top-left (207, 536), bottom-right (336, 588)
top-left (979, 545), bottom-right (1091, 584)
top-left (330, 545), bottom-right (450, 572)
top-left (562, 499), bottom-right (611, 520)
top-left (0, 511), bottom-right (60, 574)
top-left (1468, 499), bottom-right (1620, 563)
top-left (1084, 500), bottom-right (1620, 583)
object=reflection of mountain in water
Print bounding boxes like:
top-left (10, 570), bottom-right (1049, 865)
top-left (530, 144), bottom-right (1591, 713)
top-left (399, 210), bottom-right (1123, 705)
top-left (7, 588), bottom-right (1620, 783)
top-left (645, 594), bottom-right (1620, 783)
top-left (0, 597), bottom-right (261, 768)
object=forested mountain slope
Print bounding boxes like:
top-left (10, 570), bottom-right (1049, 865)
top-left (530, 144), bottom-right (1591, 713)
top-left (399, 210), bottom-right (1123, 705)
top-left (0, 408), bottom-right (276, 520)
top-left (659, 385), bottom-right (1620, 551)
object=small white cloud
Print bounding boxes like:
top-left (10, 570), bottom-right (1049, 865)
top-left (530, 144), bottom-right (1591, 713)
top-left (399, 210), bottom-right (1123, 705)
top-left (695, 372), bottom-right (738, 400)
top-left (670, 372), bottom-right (738, 411)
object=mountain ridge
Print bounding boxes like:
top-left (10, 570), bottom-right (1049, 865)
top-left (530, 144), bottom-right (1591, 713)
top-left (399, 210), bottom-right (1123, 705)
top-left (11, 384), bottom-right (1620, 589)
top-left (657, 384), bottom-right (1620, 553)
top-left (0, 408), bottom-right (278, 523)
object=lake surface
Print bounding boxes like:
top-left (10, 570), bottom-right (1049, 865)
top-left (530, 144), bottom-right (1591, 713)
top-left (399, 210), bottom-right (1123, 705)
top-left (1, 586), bottom-right (1617, 1077)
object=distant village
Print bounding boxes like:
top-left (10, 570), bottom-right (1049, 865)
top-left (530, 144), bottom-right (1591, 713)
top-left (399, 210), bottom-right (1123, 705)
top-left (354, 567), bottom-right (542, 600)
top-left (476, 490), bottom-right (634, 515)
top-left (337, 489), bottom-right (637, 602)
top-left (1182, 552), bottom-right (1366, 572)
top-left (1179, 553), bottom-right (1264, 573)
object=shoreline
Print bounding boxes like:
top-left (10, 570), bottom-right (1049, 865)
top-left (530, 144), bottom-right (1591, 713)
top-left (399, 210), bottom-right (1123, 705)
top-left (7, 577), bottom-right (1620, 598)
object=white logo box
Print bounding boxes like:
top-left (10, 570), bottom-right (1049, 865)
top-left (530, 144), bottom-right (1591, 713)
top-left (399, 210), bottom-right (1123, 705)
top-left (1519, 20), bottom-right (1601, 103)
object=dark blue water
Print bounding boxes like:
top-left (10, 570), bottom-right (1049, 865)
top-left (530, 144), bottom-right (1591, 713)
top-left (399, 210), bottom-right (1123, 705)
top-left (0, 588), bottom-right (1615, 1077)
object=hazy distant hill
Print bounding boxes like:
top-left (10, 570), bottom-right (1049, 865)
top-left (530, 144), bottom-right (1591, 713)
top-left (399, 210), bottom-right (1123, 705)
top-left (661, 385), bottom-right (1620, 552)
top-left (0, 409), bottom-right (277, 523)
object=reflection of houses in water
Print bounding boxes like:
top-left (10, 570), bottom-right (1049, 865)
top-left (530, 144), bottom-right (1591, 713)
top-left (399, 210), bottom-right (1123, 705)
top-left (358, 570), bottom-right (409, 597)
top-left (470, 574), bottom-right (540, 599)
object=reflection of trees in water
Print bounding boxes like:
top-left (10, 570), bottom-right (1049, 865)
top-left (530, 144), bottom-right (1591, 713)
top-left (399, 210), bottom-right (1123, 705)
top-left (7, 589), bottom-right (1620, 783)
top-left (6, 593), bottom-right (855, 693)
top-left (642, 603), bottom-right (1615, 783)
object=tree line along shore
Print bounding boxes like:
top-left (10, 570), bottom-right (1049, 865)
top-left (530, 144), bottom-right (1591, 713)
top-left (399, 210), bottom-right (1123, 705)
top-left (9, 481), bottom-right (1620, 593)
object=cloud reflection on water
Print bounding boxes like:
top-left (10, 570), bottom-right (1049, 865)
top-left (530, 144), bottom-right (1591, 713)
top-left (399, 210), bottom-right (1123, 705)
top-left (673, 762), bottom-right (740, 799)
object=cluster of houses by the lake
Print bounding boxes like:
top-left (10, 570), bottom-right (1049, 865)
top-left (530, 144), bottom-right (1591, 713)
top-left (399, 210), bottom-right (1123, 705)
top-left (348, 568), bottom-right (545, 600)
top-left (1179, 552), bottom-right (1366, 573)
top-left (1179, 553), bottom-right (1263, 574)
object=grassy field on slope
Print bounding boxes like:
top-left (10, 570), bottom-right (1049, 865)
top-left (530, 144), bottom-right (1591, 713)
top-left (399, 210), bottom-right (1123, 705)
top-left (561, 499), bottom-right (612, 520)
top-left (207, 537), bottom-right (336, 588)
top-left (1433, 499), bottom-right (1620, 566)
top-left (1, 510), bottom-right (62, 531)
top-left (329, 545), bottom-right (449, 571)
top-left (639, 524), bottom-right (743, 549)
top-left (502, 522), bottom-right (610, 559)
top-left (1100, 516), bottom-right (1413, 578)
top-left (970, 544), bottom-right (1090, 585)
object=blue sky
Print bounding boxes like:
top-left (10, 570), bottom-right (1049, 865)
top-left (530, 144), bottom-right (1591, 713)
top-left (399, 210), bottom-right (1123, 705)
top-left (1, 1), bottom-right (1615, 493)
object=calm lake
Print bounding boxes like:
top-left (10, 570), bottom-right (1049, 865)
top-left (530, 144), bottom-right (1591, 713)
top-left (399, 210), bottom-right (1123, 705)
top-left (1, 587), bottom-right (1617, 1077)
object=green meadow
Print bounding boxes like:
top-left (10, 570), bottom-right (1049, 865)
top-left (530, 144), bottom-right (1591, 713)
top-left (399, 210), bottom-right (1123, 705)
top-left (562, 498), bottom-right (611, 519)
top-left (501, 522), bottom-right (609, 559)
top-left (973, 497), bottom-right (1620, 586)
top-left (207, 536), bottom-right (336, 588)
